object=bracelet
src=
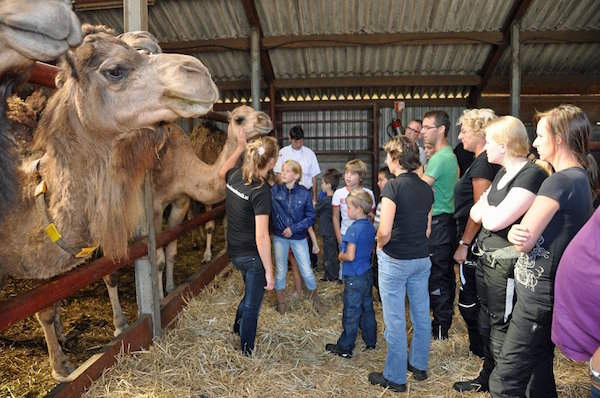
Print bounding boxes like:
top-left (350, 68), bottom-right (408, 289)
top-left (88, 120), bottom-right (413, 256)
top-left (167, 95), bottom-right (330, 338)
top-left (459, 239), bottom-right (471, 247)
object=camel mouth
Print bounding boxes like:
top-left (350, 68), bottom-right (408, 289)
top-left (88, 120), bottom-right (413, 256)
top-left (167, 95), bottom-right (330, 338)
top-left (0, 1), bottom-right (81, 61)
top-left (163, 95), bottom-right (216, 118)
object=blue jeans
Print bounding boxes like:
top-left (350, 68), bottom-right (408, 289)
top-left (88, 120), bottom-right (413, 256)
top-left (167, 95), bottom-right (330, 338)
top-left (273, 236), bottom-right (317, 291)
top-left (336, 272), bottom-right (377, 352)
top-left (231, 255), bottom-right (266, 355)
top-left (593, 383), bottom-right (600, 398)
top-left (377, 249), bottom-right (431, 385)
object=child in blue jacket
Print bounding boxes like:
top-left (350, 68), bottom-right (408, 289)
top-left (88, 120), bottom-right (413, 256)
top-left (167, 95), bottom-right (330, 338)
top-left (272, 160), bottom-right (323, 314)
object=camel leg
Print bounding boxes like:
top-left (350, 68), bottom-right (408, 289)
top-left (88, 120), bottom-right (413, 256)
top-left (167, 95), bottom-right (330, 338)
top-left (36, 304), bottom-right (75, 381)
top-left (215, 216), bottom-right (227, 258)
top-left (53, 304), bottom-right (66, 344)
top-left (203, 220), bottom-right (215, 263)
top-left (156, 247), bottom-right (166, 299)
top-left (165, 197), bottom-right (190, 292)
top-left (102, 274), bottom-right (129, 336)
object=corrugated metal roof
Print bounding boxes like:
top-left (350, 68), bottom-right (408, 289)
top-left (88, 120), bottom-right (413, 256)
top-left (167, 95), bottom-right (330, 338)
top-left (521, 0), bottom-right (600, 31)
top-left (256, 0), bottom-right (512, 35)
top-left (495, 43), bottom-right (600, 76)
top-left (269, 44), bottom-right (491, 78)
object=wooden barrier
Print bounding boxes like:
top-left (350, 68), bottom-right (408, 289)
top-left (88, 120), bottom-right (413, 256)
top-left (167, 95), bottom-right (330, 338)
top-left (0, 205), bottom-right (224, 332)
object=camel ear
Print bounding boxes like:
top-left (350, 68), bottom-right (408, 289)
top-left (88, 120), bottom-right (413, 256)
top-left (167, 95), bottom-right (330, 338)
top-left (61, 51), bottom-right (79, 82)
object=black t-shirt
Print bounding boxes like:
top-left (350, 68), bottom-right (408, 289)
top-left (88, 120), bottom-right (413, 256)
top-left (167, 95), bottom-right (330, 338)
top-left (225, 168), bottom-right (272, 257)
top-left (381, 172), bottom-right (433, 259)
top-left (315, 195), bottom-right (334, 237)
top-left (536, 167), bottom-right (593, 277)
top-left (454, 142), bottom-right (474, 178)
top-left (485, 161), bottom-right (547, 241)
top-left (454, 151), bottom-right (500, 228)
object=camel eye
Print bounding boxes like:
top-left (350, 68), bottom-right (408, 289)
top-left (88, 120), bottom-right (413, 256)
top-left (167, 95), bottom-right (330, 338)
top-left (102, 66), bottom-right (127, 81)
top-left (234, 116), bottom-right (245, 125)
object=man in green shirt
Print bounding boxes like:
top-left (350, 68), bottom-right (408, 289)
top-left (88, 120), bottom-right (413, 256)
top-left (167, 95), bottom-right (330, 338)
top-left (421, 110), bottom-right (459, 340)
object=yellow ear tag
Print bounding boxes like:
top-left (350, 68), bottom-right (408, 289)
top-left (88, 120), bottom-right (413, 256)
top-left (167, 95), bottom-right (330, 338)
top-left (44, 223), bottom-right (62, 243)
top-left (76, 246), bottom-right (98, 259)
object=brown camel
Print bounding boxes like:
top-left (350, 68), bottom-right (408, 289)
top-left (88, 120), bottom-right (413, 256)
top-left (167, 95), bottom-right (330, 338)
top-left (0, 25), bottom-right (219, 380)
top-left (0, 0), bottom-right (81, 222)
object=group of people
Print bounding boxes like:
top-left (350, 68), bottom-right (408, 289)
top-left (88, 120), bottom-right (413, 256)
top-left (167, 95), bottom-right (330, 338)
top-left (217, 105), bottom-right (600, 397)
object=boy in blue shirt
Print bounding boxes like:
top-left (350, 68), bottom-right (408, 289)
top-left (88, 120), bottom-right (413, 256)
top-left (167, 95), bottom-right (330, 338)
top-left (325, 190), bottom-right (377, 358)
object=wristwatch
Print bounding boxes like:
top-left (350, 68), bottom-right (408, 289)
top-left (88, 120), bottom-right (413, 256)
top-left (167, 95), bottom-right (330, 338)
top-left (591, 358), bottom-right (600, 379)
top-left (459, 239), bottom-right (471, 247)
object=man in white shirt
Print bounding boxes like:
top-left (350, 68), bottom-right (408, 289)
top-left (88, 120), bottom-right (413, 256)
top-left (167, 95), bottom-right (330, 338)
top-left (274, 125), bottom-right (321, 204)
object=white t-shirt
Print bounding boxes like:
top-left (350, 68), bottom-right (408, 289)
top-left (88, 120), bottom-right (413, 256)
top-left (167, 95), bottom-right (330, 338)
top-left (274, 145), bottom-right (321, 190)
top-left (332, 186), bottom-right (376, 235)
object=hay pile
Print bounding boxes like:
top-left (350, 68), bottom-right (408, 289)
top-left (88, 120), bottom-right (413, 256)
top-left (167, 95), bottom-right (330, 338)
top-left (83, 269), bottom-right (590, 398)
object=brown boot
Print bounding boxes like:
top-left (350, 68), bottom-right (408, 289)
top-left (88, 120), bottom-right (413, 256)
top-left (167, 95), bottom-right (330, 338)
top-left (275, 290), bottom-right (286, 314)
top-left (309, 289), bottom-right (325, 314)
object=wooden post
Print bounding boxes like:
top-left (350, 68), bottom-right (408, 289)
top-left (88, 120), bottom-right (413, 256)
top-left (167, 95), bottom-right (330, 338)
top-left (124, 0), bottom-right (148, 32)
top-left (250, 27), bottom-right (261, 110)
top-left (124, 0), bottom-right (160, 337)
top-left (372, 102), bottom-right (380, 197)
top-left (510, 22), bottom-right (520, 117)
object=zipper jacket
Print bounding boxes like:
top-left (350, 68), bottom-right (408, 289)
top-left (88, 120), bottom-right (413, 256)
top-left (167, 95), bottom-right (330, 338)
top-left (271, 182), bottom-right (315, 240)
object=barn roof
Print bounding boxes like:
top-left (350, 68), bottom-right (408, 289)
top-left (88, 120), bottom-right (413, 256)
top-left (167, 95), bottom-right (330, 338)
top-left (74, 0), bottom-right (600, 108)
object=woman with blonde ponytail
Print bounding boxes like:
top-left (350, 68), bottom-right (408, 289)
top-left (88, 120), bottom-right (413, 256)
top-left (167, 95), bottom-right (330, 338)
top-left (218, 129), bottom-right (279, 356)
top-left (489, 105), bottom-right (598, 397)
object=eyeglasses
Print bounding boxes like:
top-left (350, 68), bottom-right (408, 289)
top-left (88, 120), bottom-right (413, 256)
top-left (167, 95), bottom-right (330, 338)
top-left (405, 126), bottom-right (420, 134)
top-left (421, 125), bottom-right (438, 131)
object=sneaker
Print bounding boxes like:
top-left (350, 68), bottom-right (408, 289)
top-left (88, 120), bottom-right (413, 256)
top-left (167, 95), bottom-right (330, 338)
top-left (368, 372), bottom-right (406, 393)
top-left (407, 362), bottom-right (428, 381)
top-left (453, 377), bottom-right (489, 392)
top-left (325, 343), bottom-right (352, 359)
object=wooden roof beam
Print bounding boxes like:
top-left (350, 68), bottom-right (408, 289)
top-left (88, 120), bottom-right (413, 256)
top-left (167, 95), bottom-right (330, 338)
top-left (486, 75), bottom-right (600, 95)
top-left (477, 0), bottom-right (534, 95)
top-left (241, 0), bottom-right (275, 84)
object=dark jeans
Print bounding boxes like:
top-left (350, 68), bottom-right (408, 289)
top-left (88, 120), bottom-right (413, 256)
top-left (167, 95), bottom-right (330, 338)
top-left (231, 255), bottom-right (266, 355)
top-left (428, 214), bottom-right (456, 334)
top-left (322, 235), bottom-right (339, 280)
top-left (336, 272), bottom-right (377, 352)
top-left (307, 235), bottom-right (319, 269)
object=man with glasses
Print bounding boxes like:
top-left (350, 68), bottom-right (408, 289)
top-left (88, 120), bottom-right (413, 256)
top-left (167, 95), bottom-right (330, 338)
top-left (420, 110), bottom-right (459, 340)
top-left (404, 119), bottom-right (427, 166)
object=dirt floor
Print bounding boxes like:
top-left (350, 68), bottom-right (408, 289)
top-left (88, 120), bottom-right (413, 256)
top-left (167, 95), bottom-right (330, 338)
top-left (0, 219), bottom-right (225, 398)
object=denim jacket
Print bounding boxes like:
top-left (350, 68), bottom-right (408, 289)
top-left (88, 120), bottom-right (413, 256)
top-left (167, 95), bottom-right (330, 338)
top-left (271, 182), bottom-right (315, 240)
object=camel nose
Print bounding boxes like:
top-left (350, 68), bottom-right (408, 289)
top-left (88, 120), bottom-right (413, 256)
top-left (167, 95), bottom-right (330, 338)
top-left (155, 53), bottom-right (219, 104)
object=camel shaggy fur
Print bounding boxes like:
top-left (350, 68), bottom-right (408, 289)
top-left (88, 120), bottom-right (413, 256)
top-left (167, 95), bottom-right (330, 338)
top-left (0, 25), bottom-right (219, 380)
top-left (0, 0), bottom-right (81, 222)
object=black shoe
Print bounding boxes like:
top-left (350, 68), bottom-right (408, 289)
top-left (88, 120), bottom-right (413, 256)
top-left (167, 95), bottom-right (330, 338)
top-left (368, 372), bottom-right (406, 393)
top-left (407, 362), bottom-right (428, 381)
top-left (432, 324), bottom-right (449, 340)
top-left (453, 377), bottom-right (489, 392)
top-left (325, 343), bottom-right (352, 359)
top-left (321, 275), bottom-right (336, 282)
top-left (363, 345), bottom-right (376, 351)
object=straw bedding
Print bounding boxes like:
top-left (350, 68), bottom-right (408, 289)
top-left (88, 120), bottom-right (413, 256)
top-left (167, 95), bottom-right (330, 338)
top-left (83, 266), bottom-right (590, 398)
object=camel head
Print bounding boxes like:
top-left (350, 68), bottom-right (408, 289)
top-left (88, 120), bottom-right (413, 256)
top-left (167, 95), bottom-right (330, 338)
top-left (50, 25), bottom-right (219, 138)
top-left (229, 105), bottom-right (273, 140)
top-left (0, 0), bottom-right (81, 76)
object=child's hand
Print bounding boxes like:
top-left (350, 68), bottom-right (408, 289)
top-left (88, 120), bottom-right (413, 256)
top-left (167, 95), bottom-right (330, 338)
top-left (282, 227), bottom-right (292, 238)
top-left (312, 244), bottom-right (320, 255)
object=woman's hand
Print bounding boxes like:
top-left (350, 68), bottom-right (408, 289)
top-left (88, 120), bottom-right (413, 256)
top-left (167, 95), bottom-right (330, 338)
top-left (508, 224), bottom-right (530, 246)
top-left (282, 227), bottom-right (292, 238)
top-left (312, 243), bottom-right (320, 254)
top-left (453, 244), bottom-right (468, 264)
top-left (264, 269), bottom-right (274, 290)
top-left (236, 125), bottom-right (248, 148)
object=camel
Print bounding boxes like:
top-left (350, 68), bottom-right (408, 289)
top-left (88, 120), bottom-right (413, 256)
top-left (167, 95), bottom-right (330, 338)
top-left (102, 106), bottom-right (273, 338)
top-left (0, 0), bottom-right (81, 222)
top-left (0, 24), bottom-right (219, 380)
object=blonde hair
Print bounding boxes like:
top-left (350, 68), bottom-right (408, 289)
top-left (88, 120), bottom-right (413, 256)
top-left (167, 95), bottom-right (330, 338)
top-left (282, 159), bottom-right (302, 181)
top-left (242, 136), bottom-right (278, 186)
top-left (346, 189), bottom-right (373, 215)
top-left (485, 116), bottom-right (529, 158)
top-left (383, 135), bottom-right (421, 171)
top-left (458, 108), bottom-right (497, 138)
top-left (345, 159), bottom-right (367, 179)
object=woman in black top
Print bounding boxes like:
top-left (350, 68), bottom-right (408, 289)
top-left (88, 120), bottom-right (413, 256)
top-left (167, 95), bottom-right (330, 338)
top-left (489, 105), bottom-right (599, 398)
top-left (453, 116), bottom-right (548, 393)
top-left (453, 109), bottom-right (499, 360)
top-left (218, 132), bottom-right (278, 356)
